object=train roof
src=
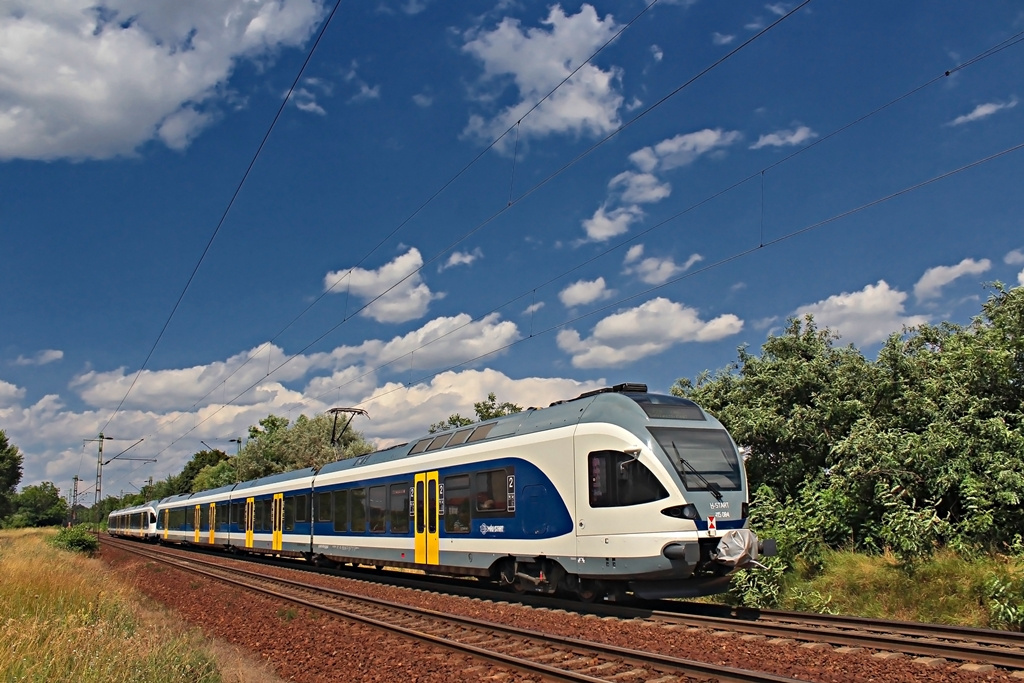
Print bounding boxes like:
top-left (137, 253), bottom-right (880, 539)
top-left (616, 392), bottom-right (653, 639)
top-left (318, 383), bottom-right (717, 476)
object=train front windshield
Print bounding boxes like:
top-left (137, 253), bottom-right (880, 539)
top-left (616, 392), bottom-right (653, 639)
top-left (648, 427), bottom-right (742, 492)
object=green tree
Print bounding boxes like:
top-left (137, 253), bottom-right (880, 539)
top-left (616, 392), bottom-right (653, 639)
top-left (7, 481), bottom-right (68, 527)
top-left (428, 393), bottom-right (523, 433)
top-left (0, 430), bottom-right (24, 519)
top-left (674, 286), bottom-right (1024, 559)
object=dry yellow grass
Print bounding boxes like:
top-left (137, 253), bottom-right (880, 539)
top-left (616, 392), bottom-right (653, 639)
top-left (0, 528), bottom-right (218, 682)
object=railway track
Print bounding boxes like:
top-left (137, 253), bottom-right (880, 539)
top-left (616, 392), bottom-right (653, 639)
top-left (104, 536), bottom-right (802, 683)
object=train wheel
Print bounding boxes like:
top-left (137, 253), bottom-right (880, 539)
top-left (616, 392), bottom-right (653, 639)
top-left (577, 579), bottom-right (605, 603)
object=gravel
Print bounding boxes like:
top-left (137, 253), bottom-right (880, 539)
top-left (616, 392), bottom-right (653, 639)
top-left (100, 541), bottom-right (1019, 683)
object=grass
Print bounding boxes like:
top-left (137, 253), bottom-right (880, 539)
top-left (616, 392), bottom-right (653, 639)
top-left (0, 528), bottom-right (221, 682)
top-left (773, 547), bottom-right (1024, 628)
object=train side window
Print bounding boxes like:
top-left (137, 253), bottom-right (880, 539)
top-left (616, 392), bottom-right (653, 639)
top-left (409, 438), bottom-right (432, 455)
top-left (588, 451), bottom-right (669, 507)
top-left (332, 490), bottom-right (349, 533)
top-left (200, 505), bottom-right (209, 531)
top-left (295, 494), bottom-right (308, 523)
top-left (230, 502), bottom-right (240, 526)
top-left (446, 427), bottom-right (474, 447)
top-left (368, 486), bottom-right (386, 533)
top-left (443, 475), bottom-right (471, 533)
top-left (351, 488), bottom-right (367, 533)
top-left (467, 423), bottom-right (496, 443)
top-left (389, 483), bottom-right (410, 534)
top-left (260, 499), bottom-right (272, 531)
top-left (474, 470), bottom-right (508, 512)
top-left (284, 497), bottom-right (295, 531)
top-left (216, 505), bottom-right (228, 530)
top-left (317, 492), bottom-right (332, 523)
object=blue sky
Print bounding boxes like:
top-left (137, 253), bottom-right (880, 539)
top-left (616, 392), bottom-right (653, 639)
top-left (1, 0), bottom-right (1022, 501)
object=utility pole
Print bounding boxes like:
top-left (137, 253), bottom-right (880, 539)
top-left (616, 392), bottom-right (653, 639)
top-left (84, 433), bottom-right (149, 512)
top-left (71, 475), bottom-right (78, 524)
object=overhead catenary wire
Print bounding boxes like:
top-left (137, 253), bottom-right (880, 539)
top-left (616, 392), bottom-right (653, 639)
top-left (97, 0), bottom-right (347, 437)
top-left (137, 0), bottom-right (811, 469)
top-left (141, 0), bottom-right (667, 445)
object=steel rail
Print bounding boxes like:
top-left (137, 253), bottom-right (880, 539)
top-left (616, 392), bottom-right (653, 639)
top-left (103, 537), bottom-right (806, 683)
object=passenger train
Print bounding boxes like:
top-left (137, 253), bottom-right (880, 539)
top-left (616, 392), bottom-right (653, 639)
top-left (108, 383), bottom-right (774, 600)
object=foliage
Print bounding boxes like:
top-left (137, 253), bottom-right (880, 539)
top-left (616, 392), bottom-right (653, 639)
top-left (0, 429), bottom-right (24, 519)
top-left (194, 411), bottom-right (375, 489)
top-left (2, 529), bottom-right (219, 681)
top-left (429, 392), bottom-right (523, 432)
top-left (48, 525), bottom-right (100, 554)
top-left (678, 285), bottom-right (1024, 562)
top-left (4, 481), bottom-right (69, 528)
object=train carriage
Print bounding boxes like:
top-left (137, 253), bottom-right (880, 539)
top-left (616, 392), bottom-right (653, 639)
top-left (108, 500), bottom-right (158, 540)
top-left (110, 383), bottom-right (774, 600)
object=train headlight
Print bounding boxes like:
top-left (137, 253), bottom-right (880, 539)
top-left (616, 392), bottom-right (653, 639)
top-left (661, 504), bottom-right (699, 520)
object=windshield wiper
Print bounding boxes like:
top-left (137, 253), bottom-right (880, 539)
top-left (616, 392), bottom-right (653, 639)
top-left (672, 443), bottom-right (723, 501)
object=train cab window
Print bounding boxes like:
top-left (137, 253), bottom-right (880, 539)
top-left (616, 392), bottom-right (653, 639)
top-left (443, 475), bottom-right (471, 533)
top-left (588, 451), bottom-right (669, 508)
top-left (368, 486), bottom-right (386, 533)
top-left (426, 434), bottom-right (452, 451)
top-left (648, 427), bottom-right (742, 492)
top-left (317, 492), bottom-right (332, 523)
top-left (150, 512), bottom-right (157, 525)
top-left (467, 423), bottom-right (497, 443)
top-left (284, 497), bottom-right (295, 531)
top-left (351, 488), bottom-right (367, 533)
top-left (295, 494), bottom-right (308, 524)
top-left (332, 490), bottom-right (349, 532)
top-left (409, 438), bottom-right (432, 455)
top-left (474, 470), bottom-right (508, 512)
top-left (389, 483), bottom-right (410, 534)
top-left (447, 427), bottom-right (474, 447)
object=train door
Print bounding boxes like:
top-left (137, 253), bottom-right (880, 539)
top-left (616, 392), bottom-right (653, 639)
top-left (193, 505), bottom-right (201, 543)
top-left (272, 493), bottom-right (284, 551)
top-left (163, 509), bottom-right (169, 540)
top-left (245, 498), bottom-right (254, 549)
top-left (209, 503), bottom-right (216, 544)
top-left (414, 471), bottom-right (440, 565)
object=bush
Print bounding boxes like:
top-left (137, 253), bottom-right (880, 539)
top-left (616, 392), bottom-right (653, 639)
top-left (48, 525), bottom-right (99, 555)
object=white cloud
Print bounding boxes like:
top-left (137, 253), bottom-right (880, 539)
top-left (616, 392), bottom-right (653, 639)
top-left (622, 247), bottom-right (703, 285)
top-left (750, 125), bottom-right (817, 149)
top-left (913, 258), bottom-right (991, 301)
top-left (948, 99), bottom-right (1017, 126)
top-left (323, 248), bottom-right (440, 323)
top-left (557, 297), bottom-right (743, 368)
top-left (712, 32), bottom-right (735, 45)
top-left (461, 4), bottom-right (624, 145)
top-left (342, 61), bottom-right (381, 104)
top-left (290, 77), bottom-right (334, 116)
top-left (412, 92), bottom-right (433, 107)
top-left (580, 204), bottom-right (644, 242)
top-left (70, 343), bottom-right (318, 411)
top-left (327, 313), bottom-right (521, 373)
top-left (1019, 269), bottom-right (1024, 287)
top-left (347, 369), bottom-right (606, 444)
top-left (0, 379), bottom-right (25, 406)
top-left (523, 301), bottom-right (545, 315)
top-left (609, 171), bottom-right (671, 204)
top-left (650, 45), bottom-right (663, 62)
top-left (441, 248), bottom-right (482, 270)
top-left (13, 349), bottom-right (64, 366)
top-left (1004, 249), bottom-right (1024, 265)
top-left (628, 128), bottom-right (741, 172)
top-left (765, 3), bottom-right (790, 16)
top-left (559, 277), bottom-right (613, 307)
top-left (0, 0), bottom-right (326, 160)
top-left (795, 280), bottom-right (929, 346)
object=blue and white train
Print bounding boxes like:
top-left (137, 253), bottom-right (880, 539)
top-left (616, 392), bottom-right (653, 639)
top-left (109, 383), bottom-right (774, 599)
